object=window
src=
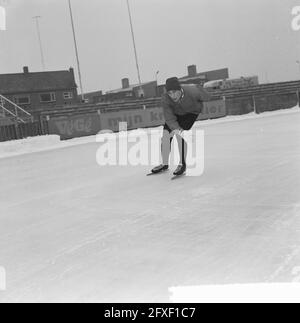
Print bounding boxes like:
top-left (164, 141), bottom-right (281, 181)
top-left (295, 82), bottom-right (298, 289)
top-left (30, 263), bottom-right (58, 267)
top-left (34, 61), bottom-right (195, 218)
top-left (40, 93), bottom-right (56, 103)
top-left (63, 92), bottom-right (73, 99)
top-left (14, 95), bottom-right (30, 105)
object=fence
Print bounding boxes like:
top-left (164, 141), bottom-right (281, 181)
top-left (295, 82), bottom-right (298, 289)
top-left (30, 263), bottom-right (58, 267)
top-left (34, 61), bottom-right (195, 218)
top-left (47, 100), bottom-right (226, 140)
top-left (254, 92), bottom-right (298, 114)
top-left (1, 80), bottom-right (300, 143)
top-left (47, 108), bottom-right (165, 140)
top-left (0, 120), bottom-right (49, 142)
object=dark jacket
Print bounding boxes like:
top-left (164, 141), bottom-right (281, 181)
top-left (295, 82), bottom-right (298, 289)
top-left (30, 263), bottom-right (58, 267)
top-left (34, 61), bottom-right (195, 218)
top-left (162, 84), bottom-right (211, 130)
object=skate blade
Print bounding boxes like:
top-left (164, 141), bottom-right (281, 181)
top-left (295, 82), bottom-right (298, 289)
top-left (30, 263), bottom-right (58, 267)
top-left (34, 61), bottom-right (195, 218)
top-left (171, 173), bottom-right (186, 180)
top-left (147, 170), bottom-right (168, 176)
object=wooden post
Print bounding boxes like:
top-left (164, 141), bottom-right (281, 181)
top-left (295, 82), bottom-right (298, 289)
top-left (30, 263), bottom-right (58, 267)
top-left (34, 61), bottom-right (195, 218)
top-left (253, 95), bottom-right (258, 114)
top-left (45, 115), bottom-right (50, 135)
top-left (97, 109), bottom-right (102, 132)
top-left (222, 96), bottom-right (227, 116)
top-left (40, 116), bottom-right (45, 135)
top-left (14, 119), bottom-right (20, 140)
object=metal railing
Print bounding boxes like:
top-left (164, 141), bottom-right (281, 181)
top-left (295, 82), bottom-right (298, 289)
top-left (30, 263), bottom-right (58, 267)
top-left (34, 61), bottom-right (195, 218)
top-left (0, 94), bottom-right (32, 123)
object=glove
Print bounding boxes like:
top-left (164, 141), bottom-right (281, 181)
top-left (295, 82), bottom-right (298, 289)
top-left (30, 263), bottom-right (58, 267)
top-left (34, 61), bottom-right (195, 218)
top-left (172, 128), bottom-right (184, 136)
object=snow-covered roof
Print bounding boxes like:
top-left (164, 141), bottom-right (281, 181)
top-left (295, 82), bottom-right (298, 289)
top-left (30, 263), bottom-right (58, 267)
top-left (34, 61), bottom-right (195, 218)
top-left (0, 68), bottom-right (77, 94)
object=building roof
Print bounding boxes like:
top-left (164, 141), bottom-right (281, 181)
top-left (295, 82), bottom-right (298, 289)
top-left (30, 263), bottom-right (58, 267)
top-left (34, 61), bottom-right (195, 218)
top-left (83, 90), bottom-right (103, 98)
top-left (180, 68), bottom-right (229, 82)
top-left (179, 74), bottom-right (206, 82)
top-left (106, 81), bottom-right (156, 94)
top-left (0, 68), bottom-right (77, 94)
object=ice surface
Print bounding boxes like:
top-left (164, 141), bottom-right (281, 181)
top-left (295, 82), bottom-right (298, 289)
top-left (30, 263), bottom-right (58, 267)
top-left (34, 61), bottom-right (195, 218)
top-left (169, 283), bottom-right (300, 303)
top-left (0, 108), bottom-right (300, 302)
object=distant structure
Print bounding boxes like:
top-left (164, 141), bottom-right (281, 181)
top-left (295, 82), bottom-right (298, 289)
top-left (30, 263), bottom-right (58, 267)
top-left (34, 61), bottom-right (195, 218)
top-left (85, 78), bottom-right (157, 103)
top-left (85, 65), bottom-right (230, 103)
top-left (82, 90), bottom-right (103, 104)
top-left (0, 66), bottom-right (78, 116)
top-left (181, 65), bottom-right (229, 83)
top-left (203, 76), bottom-right (259, 91)
top-left (157, 65), bottom-right (229, 96)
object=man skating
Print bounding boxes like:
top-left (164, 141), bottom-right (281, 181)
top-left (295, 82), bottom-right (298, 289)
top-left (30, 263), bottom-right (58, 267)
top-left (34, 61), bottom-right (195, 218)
top-left (151, 77), bottom-right (211, 176)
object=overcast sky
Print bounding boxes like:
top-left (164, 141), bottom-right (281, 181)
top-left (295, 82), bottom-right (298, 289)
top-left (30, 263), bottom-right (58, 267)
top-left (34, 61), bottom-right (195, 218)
top-left (1, 0), bottom-right (300, 93)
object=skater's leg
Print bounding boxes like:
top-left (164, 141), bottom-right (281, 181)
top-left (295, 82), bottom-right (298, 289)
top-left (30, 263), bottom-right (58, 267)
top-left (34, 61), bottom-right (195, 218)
top-left (172, 134), bottom-right (187, 176)
top-left (151, 124), bottom-right (173, 174)
top-left (161, 126), bottom-right (173, 165)
top-left (175, 134), bottom-right (187, 166)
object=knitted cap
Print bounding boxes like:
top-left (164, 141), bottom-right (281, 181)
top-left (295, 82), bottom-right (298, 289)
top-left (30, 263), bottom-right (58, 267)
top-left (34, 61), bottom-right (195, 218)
top-left (166, 77), bottom-right (181, 92)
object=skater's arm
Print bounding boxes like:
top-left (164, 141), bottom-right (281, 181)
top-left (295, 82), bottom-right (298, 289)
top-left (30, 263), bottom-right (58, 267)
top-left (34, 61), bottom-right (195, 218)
top-left (162, 96), bottom-right (181, 131)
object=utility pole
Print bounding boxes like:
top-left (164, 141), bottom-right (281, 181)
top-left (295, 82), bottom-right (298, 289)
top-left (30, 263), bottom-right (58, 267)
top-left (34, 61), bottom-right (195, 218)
top-left (33, 16), bottom-right (46, 70)
top-left (126, 0), bottom-right (142, 87)
top-left (0, 0), bottom-right (8, 31)
top-left (68, 0), bottom-right (85, 102)
top-left (296, 61), bottom-right (300, 79)
top-left (155, 70), bottom-right (159, 96)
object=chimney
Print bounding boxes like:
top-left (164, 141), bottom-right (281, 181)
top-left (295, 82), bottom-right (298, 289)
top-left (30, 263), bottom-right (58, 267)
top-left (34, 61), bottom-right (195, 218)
top-left (122, 78), bottom-right (130, 89)
top-left (188, 65), bottom-right (197, 77)
top-left (23, 66), bottom-right (29, 74)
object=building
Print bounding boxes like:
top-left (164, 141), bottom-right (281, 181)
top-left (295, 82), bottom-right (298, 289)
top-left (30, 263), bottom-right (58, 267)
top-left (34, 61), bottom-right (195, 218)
top-left (84, 65), bottom-right (229, 103)
top-left (82, 90), bottom-right (103, 104)
top-left (203, 76), bottom-right (259, 91)
top-left (88, 78), bottom-right (158, 103)
top-left (106, 78), bottom-right (158, 101)
top-left (181, 65), bottom-right (229, 83)
top-left (0, 66), bottom-right (78, 116)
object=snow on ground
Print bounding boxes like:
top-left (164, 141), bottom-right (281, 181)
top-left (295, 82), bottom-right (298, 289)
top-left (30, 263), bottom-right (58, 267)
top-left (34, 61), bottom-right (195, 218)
top-left (0, 108), bottom-right (300, 302)
top-left (169, 283), bottom-right (300, 303)
top-left (0, 135), bottom-right (61, 159)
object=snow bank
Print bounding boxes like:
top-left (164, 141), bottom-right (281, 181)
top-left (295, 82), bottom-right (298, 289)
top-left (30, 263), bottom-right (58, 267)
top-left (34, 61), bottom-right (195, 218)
top-left (0, 135), bottom-right (61, 159)
top-left (0, 106), bottom-right (299, 159)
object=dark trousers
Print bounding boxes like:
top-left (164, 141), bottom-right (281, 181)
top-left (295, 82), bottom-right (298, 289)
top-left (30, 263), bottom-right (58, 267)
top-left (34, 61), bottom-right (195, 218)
top-left (162, 113), bottom-right (199, 165)
top-left (163, 113), bottom-right (199, 133)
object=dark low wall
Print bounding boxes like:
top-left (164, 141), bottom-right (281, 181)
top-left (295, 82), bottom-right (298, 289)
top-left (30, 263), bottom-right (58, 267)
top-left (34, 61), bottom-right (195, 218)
top-left (199, 100), bottom-right (226, 120)
top-left (3, 93), bottom-right (297, 142)
top-left (99, 107), bottom-right (164, 132)
top-left (48, 100), bottom-right (226, 140)
top-left (0, 120), bottom-right (49, 142)
top-left (255, 93), bottom-right (298, 113)
top-left (226, 91), bottom-right (299, 115)
top-left (225, 96), bottom-right (255, 115)
top-left (48, 113), bottom-right (101, 140)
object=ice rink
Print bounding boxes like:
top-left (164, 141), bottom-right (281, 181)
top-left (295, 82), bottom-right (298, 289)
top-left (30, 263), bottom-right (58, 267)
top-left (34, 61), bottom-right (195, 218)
top-left (0, 110), bottom-right (300, 302)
